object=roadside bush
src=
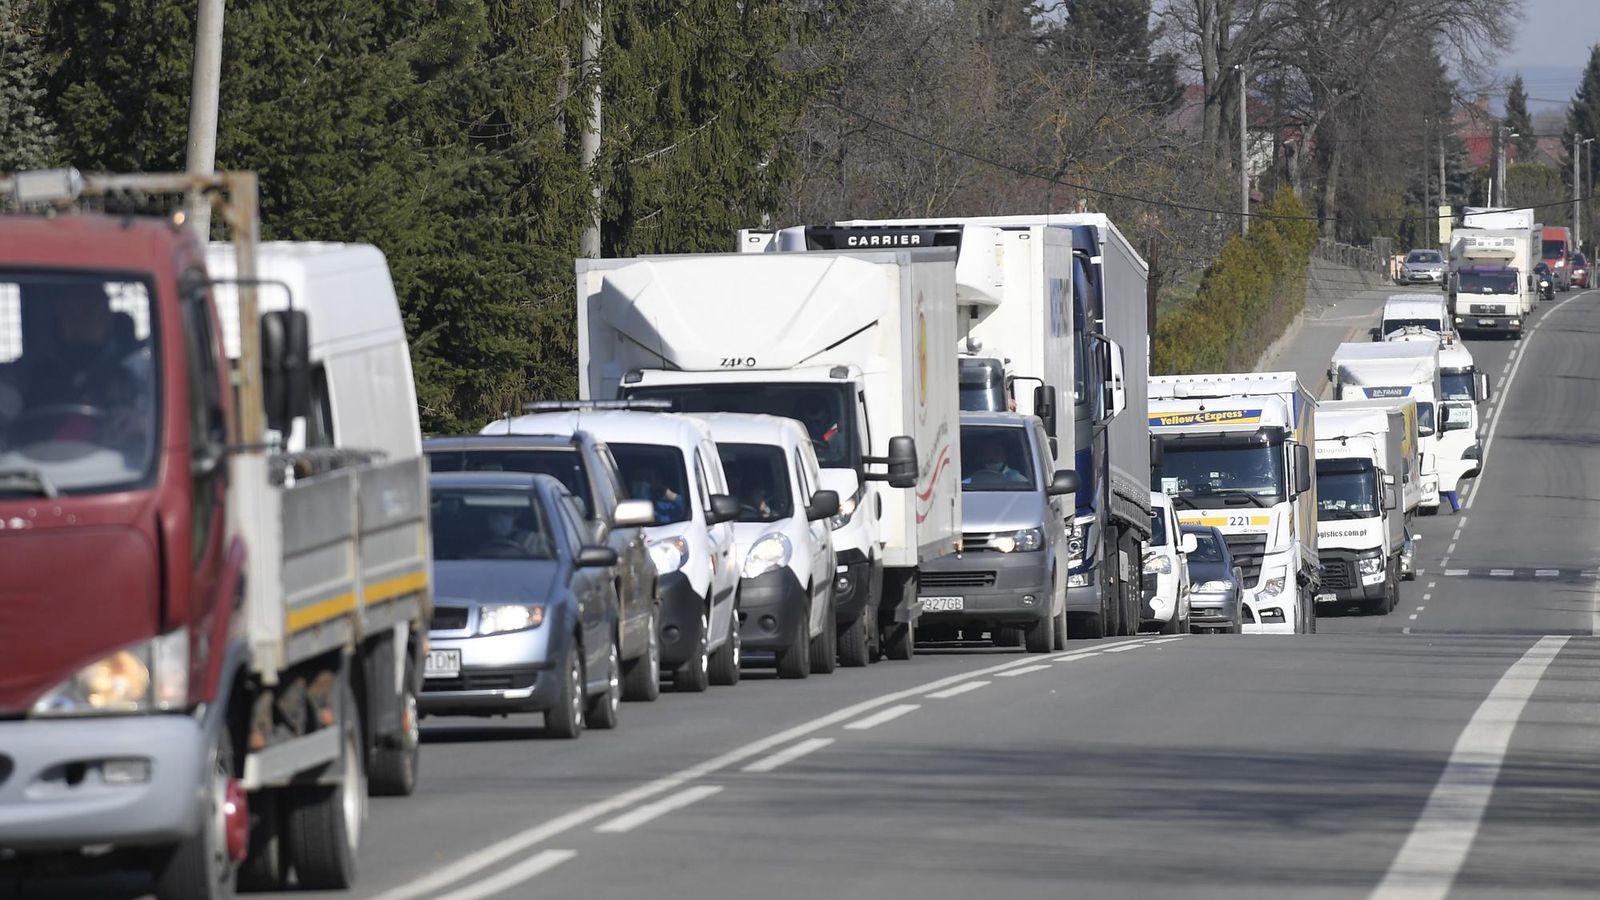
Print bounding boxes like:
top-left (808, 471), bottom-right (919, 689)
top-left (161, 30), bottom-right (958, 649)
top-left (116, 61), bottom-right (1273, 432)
top-left (1153, 188), bottom-right (1317, 375)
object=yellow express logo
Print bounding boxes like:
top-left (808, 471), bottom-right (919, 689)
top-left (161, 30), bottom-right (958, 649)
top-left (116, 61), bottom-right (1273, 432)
top-left (1149, 408), bottom-right (1263, 428)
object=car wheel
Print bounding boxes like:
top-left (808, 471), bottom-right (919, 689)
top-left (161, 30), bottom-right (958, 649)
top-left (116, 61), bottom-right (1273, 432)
top-left (809, 592), bottom-right (838, 674)
top-left (585, 636), bottom-right (622, 729)
top-left (674, 612), bottom-right (711, 692)
top-left (154, 715), bottom-right (238, 900)
top-left (1051, 605), bottom-right (1068, 646)
top-left (622, 606), bottom-right (662, 702)
top-left (1023, 609), bottom-right (1055, 653)
top-left (709, 611), bottom-right (741, 686)
top-left (369, 657), bottom-right (419, 797)
top-left (284, 679), bottom-right (365, 890)
top-left (1159, 599), bottom-right (1183, 635)
top-left (838, 612), bottom-right (870, 667)
top-left (776, 611), bottom-right (812, 679)
top-left (545, 646), bottom-right (586, 739)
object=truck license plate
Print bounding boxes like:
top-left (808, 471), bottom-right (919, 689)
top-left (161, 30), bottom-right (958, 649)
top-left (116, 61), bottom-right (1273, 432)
top-left (920, 596), bottom-right (964, 612)
top-left (1314, 593), bottom-right (1337, 604)
top-left (424, 649), bottom-right (461, 679)
top-left (1478, 318), bottom-right (1496, 326)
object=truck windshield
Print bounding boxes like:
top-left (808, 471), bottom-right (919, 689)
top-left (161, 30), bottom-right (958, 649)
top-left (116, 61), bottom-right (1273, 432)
top-left (1440, 372), bottom-right (1474, 401)
top-left (627, 383), bottom-right (857, 470)
top-left (430, 488), bottom-right (556, 560)
top-left (1157, 439), bottom-right (1285, 507)
top-left (426, 447), bottom-right (594, 517)
top-left (960, 425), bottom-right (1037, 492)
top-left (717, 442), bottom-right (793, 522)
top-left (608, 443), bottom-right (692, 525)
top-left (0, 273), bottom-right (159, 496)
top-left (1458, 270), bottom-right (1518, 294)
top-left (1316, 460), bottom-right (1379, 521)
top-left (958, 359), bottom-right (1005, 412)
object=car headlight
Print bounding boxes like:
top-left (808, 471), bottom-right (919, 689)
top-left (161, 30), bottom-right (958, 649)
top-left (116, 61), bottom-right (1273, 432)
top-left (1358, 555), bottom-right (1385, 576)
top-left (1195, 580), bottom-right (1234, 593)
top-left (994, 527), bottom-right (1044, 553)
top-left (478, 604), bottom-right (545, 636)
top-left (30, 628), bottom-right (188, 717)
top-left (1261, 574), bottom-right (1287, 596)
top-left (741, 533), bottom-right (792, 579)
top-left (648, 536), bottom-right (689, 574)
top-left (829, 492), bottom-right (859, 530)
top-left (1142, 551), bottom-right (1171, 574)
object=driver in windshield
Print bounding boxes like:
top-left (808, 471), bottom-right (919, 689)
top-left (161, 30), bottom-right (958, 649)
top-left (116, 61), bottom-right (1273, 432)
top-left (630, 460), bottom-right (687, 522)
top-left (968, 436), bottom-right (1028, 485)
top-left (798, 397), bottom-right (839, 452)
top-left (477, 509), bottom-right (548, 558)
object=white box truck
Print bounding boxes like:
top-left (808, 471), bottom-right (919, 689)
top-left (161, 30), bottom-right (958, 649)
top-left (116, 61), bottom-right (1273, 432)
top-left (576, 251), bottom-right (960, 664)
top-left (1449, 227), bottom-right (1538, 337)
top-left (1149, 373), bottom-right (1319, 634)
top-left (1313, 403), bottom-right (1409, 615)
top-left (1328, 342), bottom-right (1451, 514)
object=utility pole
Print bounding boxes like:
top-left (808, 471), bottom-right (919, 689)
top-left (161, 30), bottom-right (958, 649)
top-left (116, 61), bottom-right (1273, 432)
top-left (1422, 118), bottom-right (1431, 246)
top-left (579, 0), bottom-right (603, 259)
top-left (1586, 138), bottom-right (1595, 256)
top-left (1574, 133), bottom-right (1584, 251)
top-left (1237, 63), bottom-right (1249, 235)
top-left (185, 0), bottom-right (225, 239)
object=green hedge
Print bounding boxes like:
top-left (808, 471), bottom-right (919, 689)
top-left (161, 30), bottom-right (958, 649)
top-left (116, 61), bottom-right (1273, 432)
top-left (1153, 189), bottom-right (1319, 375)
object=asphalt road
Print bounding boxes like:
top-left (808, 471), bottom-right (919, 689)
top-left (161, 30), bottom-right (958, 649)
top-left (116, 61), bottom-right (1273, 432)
top-left (22, 283), bottom-right (1600, 899)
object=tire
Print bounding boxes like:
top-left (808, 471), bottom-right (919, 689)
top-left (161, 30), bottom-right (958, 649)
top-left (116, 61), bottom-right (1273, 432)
top-left (838, 613), bottom-right (870, 667)
top-left (154, 718), bottom-right (237, 900)
top-left (1159, 600), bottom-right (1183, 634)
top-left (235, 791), bottom-right (285, 892)
top-left (673, 612), bottom-right (710, 693)
top-left (1051, 606), bottom-right (1069, 646)
top-left (1023, 611), bottom-right (1055, 653)
top-left (883, 619), bottom-right (915, 660)
top-left (776, 613), bottom-right (812, 679)
top-left (369, 658), bottom-right (419, 797)
top-left (544, 648), bottom-right (585, 739)
top-left (585, 636), bottom-right (622, 730)
top-left (709, 612), bottom-right (741, 686)
top-left (809, 594), bottom-right (838, 674)
top-left (867, 613), bottom-right (884, 663)
top-left (993, 625), bottom-right (1025, 647)
top-left (621, 606), bottom-right (662, 702)
top-left (284, 679), bottom-right (365, 890)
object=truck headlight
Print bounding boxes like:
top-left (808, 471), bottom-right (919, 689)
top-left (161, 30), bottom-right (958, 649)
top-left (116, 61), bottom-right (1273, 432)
top-left (1142, 551), bottom-right (1171, 574)
top-left (995, 527), bottom-right (1044, 553)
top-left (830, 493), bottom-right (858, 530)
top-left (648, 536), bottom-right (689, 574)
top-left (1358, 555), bottom-right (1385, 576)
top-left (478, 604), bottom-right (545, 635)
top-left (742, 533), bottom-right (792, 578)
top-left (1261, 574), bottom-right (1287, 596)
top-left (1068, 572), bottom-right (1091, 587)
top-left (30, 628), bottom-right (189, 717)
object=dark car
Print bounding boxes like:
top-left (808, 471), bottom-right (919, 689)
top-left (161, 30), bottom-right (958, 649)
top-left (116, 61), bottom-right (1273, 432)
top-left (1179, 524), bottom-right (1243, 634)
top-left (1571, 252), bottom-right (1589, 289)
top-left (420, 472), bottom-right (624, 738)
top-left (426, 434), bottom-right (662, 701)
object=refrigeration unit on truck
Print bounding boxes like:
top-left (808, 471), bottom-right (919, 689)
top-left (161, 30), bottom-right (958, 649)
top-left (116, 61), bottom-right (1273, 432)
top-left (757, 213), bottom-right (1153, 639)
top-left (1313, 404), bottom-right (1409, 615)
top-left (1461, 207), bottom-right (1535, 231)
top-left (577, 250), bottom-right (959, 665)
top-left (0, 171), bottom-right (431, 897)
top-left (1148, 373), bottom-right (1319, 635)
top-left (1329, 342), bottom-right (1451, 514)
top-left (1449, 227), bottom-right (1538, 336)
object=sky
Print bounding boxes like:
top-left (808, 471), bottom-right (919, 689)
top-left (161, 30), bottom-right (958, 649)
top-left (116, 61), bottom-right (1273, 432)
top-left (1491, 0), bottom-right (1596, 112)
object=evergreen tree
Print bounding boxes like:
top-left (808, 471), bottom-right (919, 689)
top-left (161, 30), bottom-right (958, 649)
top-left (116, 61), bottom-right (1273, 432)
top-left (1042, 0), bottom-right (1181, 112)
top-left (0, 0), bottom-right (55, 170)
top-left (1565, 44), bottom-right (1600, 246)
top-left (1504, 74), bottom-right (1536, 160)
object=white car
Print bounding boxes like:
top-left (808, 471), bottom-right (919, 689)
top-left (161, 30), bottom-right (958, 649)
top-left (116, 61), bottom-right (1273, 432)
top-left (1142, 491), bottom-right (1194, 634)
top-left (699, 413), bottom-right (841, 678)
top-left (484, 408), bottom-right (743, 691)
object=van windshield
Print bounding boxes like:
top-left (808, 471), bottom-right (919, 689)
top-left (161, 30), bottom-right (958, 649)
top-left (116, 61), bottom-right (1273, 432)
top-left (1383, 317), bottom-right (1444, 336)
top-left (628, 383), bottom-right (856, 470)
top-left (1459, 270), bottom-right (1518, 294)
top-left (717, 442), bottom-right (793, 522)
top-left (609, 443), bottom-right (691, 525)
top-left (1542, 240), bottom-right (1567, 259)
top-left (960, 425), bottom-right (1037, 492)
top-left (0, 273), bottom-right (160, 496)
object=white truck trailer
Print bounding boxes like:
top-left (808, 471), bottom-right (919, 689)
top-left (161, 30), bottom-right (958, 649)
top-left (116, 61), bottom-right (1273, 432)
top-left (1149, 373), bottom-right (1319, 634)
top-left (576, 251), bottom-right (960, 664)
top-left (1329, 341), bottom-right (1450, 514)
top-left (1313, 404), bottom-right (1409, 615)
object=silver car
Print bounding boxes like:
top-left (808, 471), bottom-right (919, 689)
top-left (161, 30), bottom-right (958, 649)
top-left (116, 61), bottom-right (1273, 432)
top-left (1398, 249), bottom-right (1445, 285)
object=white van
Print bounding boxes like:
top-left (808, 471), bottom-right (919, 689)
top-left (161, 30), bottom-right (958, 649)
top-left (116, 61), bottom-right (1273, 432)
top-left (1142, 492), bottom-right (1194, 634)
top-left (698, 413), bottom-right (840, 678)
top-left (1375, 294), bottom-right (1453, 343)
top-left (483, 408), bottom-right (742, 691)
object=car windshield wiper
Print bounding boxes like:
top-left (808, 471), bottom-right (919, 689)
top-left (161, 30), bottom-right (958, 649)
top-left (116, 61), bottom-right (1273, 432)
top-left (0, 467), bottom-right (59, 498)
top-left (1210, 488), bottom-right (1270, 508)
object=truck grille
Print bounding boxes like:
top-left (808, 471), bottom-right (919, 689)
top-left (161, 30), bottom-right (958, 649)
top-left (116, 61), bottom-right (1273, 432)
top-left (1319, 555), bottom-right (1356, 591)
top-left (921, 570), bottom-right (997, 589)
top-left (431, 606), bottom-right (470, 631)
top-left (1222, 533), bottom-right (1269, 588)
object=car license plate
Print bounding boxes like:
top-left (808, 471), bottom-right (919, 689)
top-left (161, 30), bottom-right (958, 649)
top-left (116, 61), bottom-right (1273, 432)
top-left (1478, 318), bottom-right (1496, 326)
top-left (424, 649), bottom-right (461, 679)
top-left (1314, 592), bottom-right (1337, 604)
top-left (920, 596), bottom-right (964, 612)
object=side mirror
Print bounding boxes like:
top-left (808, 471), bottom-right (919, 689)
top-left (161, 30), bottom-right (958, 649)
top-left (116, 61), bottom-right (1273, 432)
top-left (1033, 384), bottom-right (1058, 435)
top-left (1294, 443), bottom-right (1312, 495)
top-left (261, 309), bottom-right (311, 432)
top-left (1383, 484), bottom-right (1399, 511)
top-left (613, 498), bottom-right (655, 528)
top-left (806, 489), bottom-right (841, 521)
top-left (868, 435), bottom-right (919, 489)
top-left (1046, 470), bottom-right (1080, 496)
top-left (1369, 326), bottom-right (1382, 341)
top-left (706, 493), bottom-right (740, 525)
top-left (1326, 366), bottom-right (1337, 384)
top-left (576, 545), bottom-right (619, 568)
top-left (1476, 372), bottom-right (1492, 402)
top-left (1180, 532), bottom-right (1199, 555)
top-left (1106, 340), bottom-right (1127, 419)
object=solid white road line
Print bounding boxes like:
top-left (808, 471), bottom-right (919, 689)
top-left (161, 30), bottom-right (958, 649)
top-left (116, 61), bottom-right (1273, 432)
top-left (1146, 637), bottom-right (1187, 644)
top-left (1371, 635), bottom-right (1568, 900)
top-left (1052, 651), bottom-right (1101, 663)
top-left (741, 738), bottom-right (836, 774)
top-left (995, 664), bottom-right (1053, 678)
top-left (595, 785), bottom-right (724, 834)
top-left (371, 650), bottom-right (1068, 900)
top-left (432, 850), bottom-right (577, 900)
top-left (927, 681), bottom-right (992, 699)
top-left (844, 704), bottom-right (921, 731)
top-left (1102, 643), bottom-right (1145, 653)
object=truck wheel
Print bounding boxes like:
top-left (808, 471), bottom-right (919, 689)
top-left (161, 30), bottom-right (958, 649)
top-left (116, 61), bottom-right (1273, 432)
top-left (585, 635), bottom-right (622, 729)
top-left (868, 614), bottom-right (885, 663)
top-left (776, 614), bottom-right (812, 679)
top-left (709, 613), bottom-right (742, 686)
top-left (235, 791), bottom-right (286, 892)
top-left (1023, 612), bottom-right (1055, 653)
top-left (622, 606), bottom-right (662, 702)
top-left (154, 720), bottom-right (238, 900)
top-left (883, 619), bottom-right (915, 660)
top-left (993, 625), bottom-right (1025, 647)
top-left (545, 646), bottom-right (586, 739)
top-left (809, 594), bottom-right (838, 674)
top-left (838, 614), bottom-right (870, 667)
top-left (369, 658), bottom-right (419, 797)
top-left (285, 680), bottom-right (365, 890)
top-left (674, 613), bottom-right (711, 692)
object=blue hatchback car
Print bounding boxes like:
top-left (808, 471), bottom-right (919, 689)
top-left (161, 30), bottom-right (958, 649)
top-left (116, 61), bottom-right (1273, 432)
top-left (1180, 524), bottom-right (1244, 634)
